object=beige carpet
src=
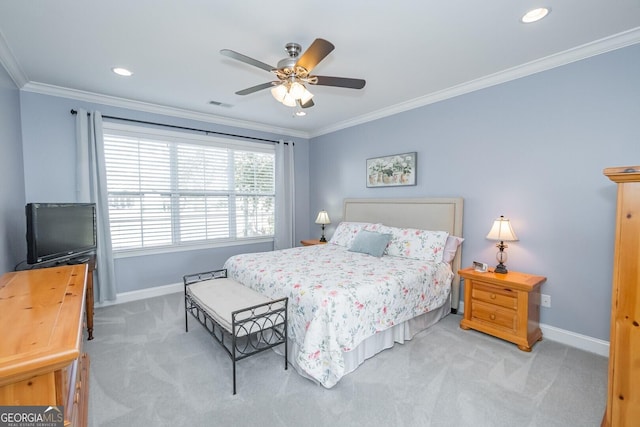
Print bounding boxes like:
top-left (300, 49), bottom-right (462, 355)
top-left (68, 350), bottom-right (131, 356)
top-left (86, 292), bottom-right (607, 427)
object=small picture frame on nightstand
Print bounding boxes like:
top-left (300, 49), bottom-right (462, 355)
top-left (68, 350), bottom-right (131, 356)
top-left (473, 261), bottom-right (488, 273)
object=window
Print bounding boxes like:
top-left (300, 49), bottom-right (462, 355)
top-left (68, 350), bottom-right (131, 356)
top-left (102, 123), bottom-right (275, 252)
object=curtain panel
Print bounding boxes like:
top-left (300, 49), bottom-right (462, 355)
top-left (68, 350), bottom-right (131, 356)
top-left (274, 141), bottom-right (295, 249)
top-left (75, 109), bottom-right (117, 302)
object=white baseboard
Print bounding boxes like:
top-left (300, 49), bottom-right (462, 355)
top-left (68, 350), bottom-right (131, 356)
top-left (457, 301), bottom-right (609, 357)
top-left (98, 286), bottom-right (610, 357)
top-left (539, 323), bottom-right (609, 357)
top-left (95, 282), bottom-right (183, 308)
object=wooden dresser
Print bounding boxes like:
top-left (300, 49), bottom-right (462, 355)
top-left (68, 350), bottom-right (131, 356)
top-left (602, 166), bottom-right (640, 427)
top-left (0, 265), bottom-right (89, 427)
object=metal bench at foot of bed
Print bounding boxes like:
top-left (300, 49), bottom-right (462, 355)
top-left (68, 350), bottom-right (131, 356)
top-left (183, 269), bottom-right (288, 395)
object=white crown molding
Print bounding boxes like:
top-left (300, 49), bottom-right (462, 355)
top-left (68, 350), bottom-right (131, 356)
top-left (310, 27), bottom-right (640, 138)
top-left (0, 29), bottom-right (28, 88)
top-left (20, 81), bottom-right (310, 139)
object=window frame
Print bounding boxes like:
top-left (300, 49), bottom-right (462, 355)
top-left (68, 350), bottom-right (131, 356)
top-left (101, 122), bottom-right (276, 259)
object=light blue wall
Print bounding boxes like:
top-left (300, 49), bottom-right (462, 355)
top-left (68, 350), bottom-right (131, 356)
top-left (18, 92), bottom-right (310, 292)
top-left (0, 64), bottom-right (26, 274)
top-left (309, 44), bottom-right (640, 341)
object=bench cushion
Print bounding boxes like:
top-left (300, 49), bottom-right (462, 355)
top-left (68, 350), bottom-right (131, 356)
top-left (187, 278), bottom-right (278, 335)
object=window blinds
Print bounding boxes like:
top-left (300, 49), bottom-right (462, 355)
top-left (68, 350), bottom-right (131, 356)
top-left (102, 123), bottom-right (275, 252)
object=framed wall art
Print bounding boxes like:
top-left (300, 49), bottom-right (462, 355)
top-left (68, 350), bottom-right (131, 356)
top-left (366, 152), bottom-right (417, 187)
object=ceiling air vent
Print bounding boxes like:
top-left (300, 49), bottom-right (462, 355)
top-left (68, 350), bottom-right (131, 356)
top-left (208, 100), bottom-right (232, 108)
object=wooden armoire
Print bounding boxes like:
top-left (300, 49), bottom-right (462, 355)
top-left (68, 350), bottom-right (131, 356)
top-left (602, 166), bottom-right (640, 427)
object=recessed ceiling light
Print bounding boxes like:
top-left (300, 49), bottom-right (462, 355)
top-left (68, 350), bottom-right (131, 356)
top-left (521, 7), bottom-right (550, 23)
top-left (112, 67), bottom-right (133, 77)
top-left (295, 110), bottom-right (306, 117)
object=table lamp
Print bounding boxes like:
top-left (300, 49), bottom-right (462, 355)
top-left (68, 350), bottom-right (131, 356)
top-left (315, 210), bottom-right (331, 242)
top-left (486, 215), bottom-right (518, 274)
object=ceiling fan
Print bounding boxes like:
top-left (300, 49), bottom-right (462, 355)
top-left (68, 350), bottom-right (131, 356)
top-left (220, 38), bottom-right (366, 110)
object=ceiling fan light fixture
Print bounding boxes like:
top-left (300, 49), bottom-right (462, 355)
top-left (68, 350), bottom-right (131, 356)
top-left (521, 7), bottom-right (550, 23)
top-left (273, 81), bottom-right (313, 108)
top-left (271, 84), bottom-right (288, 102)
top-left (222, 38), bottom-right (365, 111)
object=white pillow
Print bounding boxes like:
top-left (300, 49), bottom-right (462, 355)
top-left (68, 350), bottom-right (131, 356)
top-left (379, 225), bottom-right (449, 262)
top-left (328, 222), bottom-right (370, 247)
top-left (443, 236), bottom-right (464, 263)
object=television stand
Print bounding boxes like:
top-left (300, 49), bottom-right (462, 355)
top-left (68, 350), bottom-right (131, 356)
top-left (68, 256), bottom-right (91, 265)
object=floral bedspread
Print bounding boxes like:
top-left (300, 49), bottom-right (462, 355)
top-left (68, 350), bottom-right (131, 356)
top-left (223, 244), bottom-right (453, 388)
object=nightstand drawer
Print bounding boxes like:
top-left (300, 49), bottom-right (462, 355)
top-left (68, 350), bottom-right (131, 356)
top-left (471, 300), bottom-right (517, 332)
top-left (472, 283), bottom-right (517, 309)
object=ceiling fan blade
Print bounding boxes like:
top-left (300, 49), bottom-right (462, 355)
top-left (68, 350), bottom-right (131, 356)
top-left (301, 99), bottom-right (315, 108)
top-left (312, 76), bottom-right (366, 89)
top-left (235, 82), bottom-right (276, 96)
top-left (220, 49), bottom-right (275, 72)
top-left (295, 38), bottom-right (335, 73)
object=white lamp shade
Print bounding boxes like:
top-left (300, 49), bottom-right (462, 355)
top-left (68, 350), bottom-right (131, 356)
top-left (289, 82), bottom-right (306, 99)
top-left (271, 84), bottom-right (288, 102)
top-left (300, 88), bottom-right (314, 104)
top-left (486, 216), bottom-right (518, 241)
top-left (282, 92), bottom-right (297, 107)
top-left (315, 210), bottom-right (331, 225)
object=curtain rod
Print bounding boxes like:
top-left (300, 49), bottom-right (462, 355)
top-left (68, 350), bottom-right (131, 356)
top-left (70, 109), bottom-right (291, 145)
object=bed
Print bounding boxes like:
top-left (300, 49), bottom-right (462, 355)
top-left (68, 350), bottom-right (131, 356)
top-left (224, 197), bottom-right (463, 388)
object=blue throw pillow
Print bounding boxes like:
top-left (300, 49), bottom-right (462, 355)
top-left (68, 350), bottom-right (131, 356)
top-left (348, 230), bottom-right (392, 257)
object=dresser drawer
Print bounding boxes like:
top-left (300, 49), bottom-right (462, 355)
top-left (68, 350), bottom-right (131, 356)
top-left (471, 300), bottom-right (517, 333)
top-left (472, 282), bottom-right (517, 309)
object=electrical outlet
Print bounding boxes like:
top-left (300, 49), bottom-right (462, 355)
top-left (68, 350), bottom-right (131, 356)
top-left (541, 294), bottom-right (551, 308)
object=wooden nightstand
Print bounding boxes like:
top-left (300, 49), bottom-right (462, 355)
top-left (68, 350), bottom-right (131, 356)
top-left (459, 267), bottom-right (546, 352)
top-left (300, 239), bottom-right (327, 246)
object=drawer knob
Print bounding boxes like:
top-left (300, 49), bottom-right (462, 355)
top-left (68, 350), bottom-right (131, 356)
top-left (490, 314), bottom-right (496, 320)
top-left (490, 294), bottom-right (496, 299)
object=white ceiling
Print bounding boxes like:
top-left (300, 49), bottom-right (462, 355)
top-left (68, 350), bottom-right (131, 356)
top-left (1, 1), bottom-right (639, 138)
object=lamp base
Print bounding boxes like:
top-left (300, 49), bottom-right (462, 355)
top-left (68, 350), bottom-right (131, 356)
top-left (494, 242), bottom-right (508, 274)
top-left (319, 224), bottom-right (327, 242)
top-left (494, 263), bottom-right (508, 274)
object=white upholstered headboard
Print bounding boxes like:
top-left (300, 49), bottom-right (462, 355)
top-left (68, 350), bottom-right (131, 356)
top-left (343, 197), bottom-right (464, 312)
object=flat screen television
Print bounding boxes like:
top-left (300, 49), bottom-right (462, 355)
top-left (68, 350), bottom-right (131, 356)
top-left (26, 202), bottom-right (97, 265)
